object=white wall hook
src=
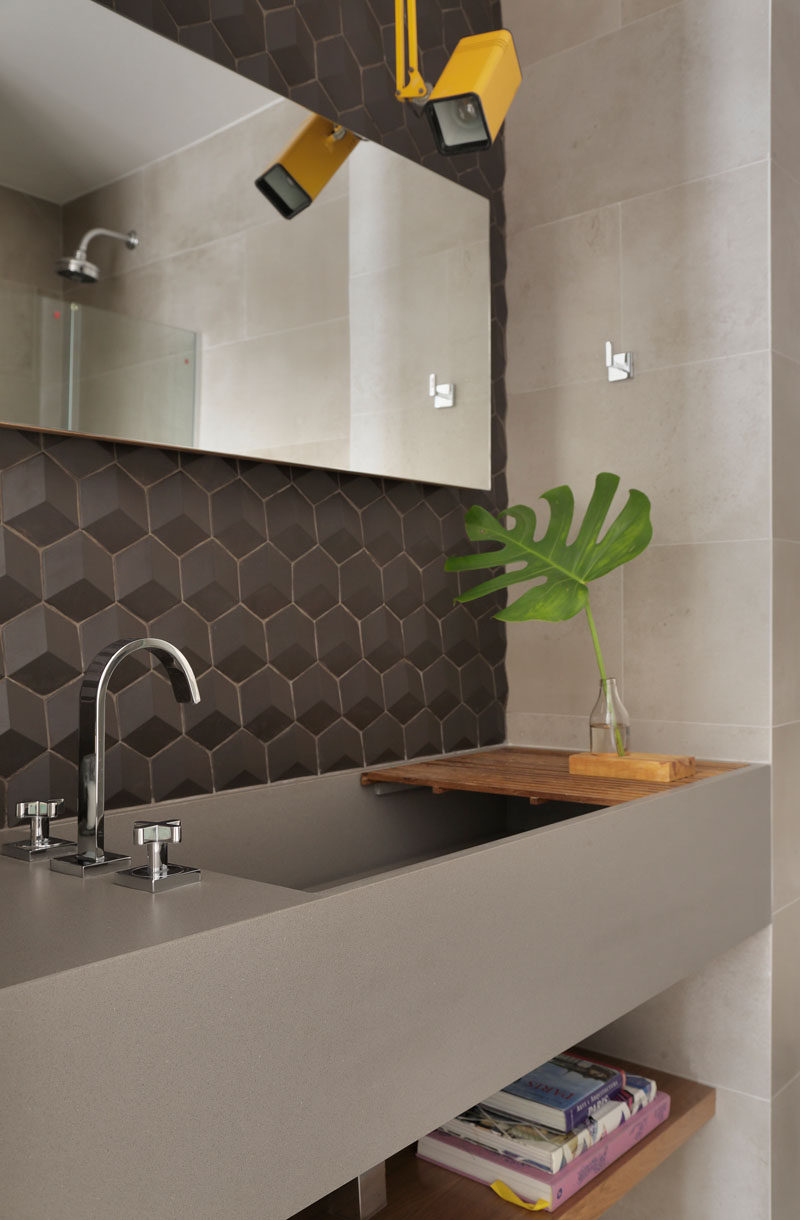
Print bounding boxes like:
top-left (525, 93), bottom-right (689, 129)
top-left (429, 373), bottom-right (455, 409)
top-left (605, 340), bottom-right (633, 382)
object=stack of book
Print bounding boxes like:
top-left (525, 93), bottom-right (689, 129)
top-left (417, 1051), bottom-right (671, 1212)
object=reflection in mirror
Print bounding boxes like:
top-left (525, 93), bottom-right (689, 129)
top-left (0, 0), bottom-right (491, 488)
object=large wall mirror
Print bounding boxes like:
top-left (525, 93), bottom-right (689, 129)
top-left (0, 0), bottom-right (491, 488)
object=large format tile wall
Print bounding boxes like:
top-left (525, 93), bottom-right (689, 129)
top-left (502, 2), bottom-right (774, 1217)
top-left (770, 2), bottom-right (800, 1214)
top-left (0, 0), bottom-right (508, 825)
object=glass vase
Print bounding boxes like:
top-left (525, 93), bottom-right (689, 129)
top-left (589, 677), bottom-right (630, 756)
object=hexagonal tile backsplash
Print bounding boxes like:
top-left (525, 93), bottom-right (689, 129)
top-left (0, 0), bottom-right (508, 823)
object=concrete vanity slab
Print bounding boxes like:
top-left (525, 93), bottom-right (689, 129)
top-left (0, 762), bottom-right (770, 1220)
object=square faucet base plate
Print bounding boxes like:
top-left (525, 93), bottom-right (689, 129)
top-left (50, 850), bottom-right (132, 876)
top-left (2, 838), bottom-right (76, 861)
top-left (115, 864), bottom-right (201, 892)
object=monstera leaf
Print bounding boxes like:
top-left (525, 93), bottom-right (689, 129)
top-left (445, 472), bottom-right (652, 623)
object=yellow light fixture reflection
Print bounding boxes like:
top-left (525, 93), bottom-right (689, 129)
top-left (255, 114), bottom-right (359, 219)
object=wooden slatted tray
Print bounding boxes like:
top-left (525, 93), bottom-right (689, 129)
top-left (362, 746), bottom-right (745, 807)
top-left (293, 1056), bottom-right (715, 1220)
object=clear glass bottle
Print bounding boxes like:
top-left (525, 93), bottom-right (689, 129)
top-left (589, 677), bottom-right (630, 755)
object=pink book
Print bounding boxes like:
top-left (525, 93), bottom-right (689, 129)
top-left (417, 1091), bottom-right (671, 1212)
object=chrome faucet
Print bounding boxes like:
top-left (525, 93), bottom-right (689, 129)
top-left (51, 639), bottom-right (200, 877)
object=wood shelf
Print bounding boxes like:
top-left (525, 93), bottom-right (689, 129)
top-left (296, 1056), bottom-right (715, 1220)
top-left (362, 746), bottom-right (744, 808)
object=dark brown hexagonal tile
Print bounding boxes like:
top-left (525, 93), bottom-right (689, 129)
top-left (181, 539), bottom-right (238, 621)
top-left (43, 435), bottom-right (114, 478)
top-left (2, 452), bottom-right (78, 546)
top-left (264, 6), bottom-right (315, 83)
top-left (266, 485), bottom-right (316, 560)
top-left (315, 33), bottom-right (362, 110)
top-left (100, 741), bottom-right (151, 811)
top-left (211, 605), bottom-right (266, 682)
top-left (339, 660), bottom-right (383, 730)
top-left (212, 729), bottom-right (267, 789)
top-left (115, 536), bottom-right (181, 621)
top-left (317, 718), bottom-right (363, 772)
top-left (116, 444), bottom-right (178, 486)
top-left (340, 473), bottom-right (382, 509)
top-left (404, 708), bottom-right (442, 758)
top-left (239, 460), bottom-right (290, 499)
top-left (402, 501), bottom-right (442, 567)
top-left (360, 606), bottom-right (403, 672)
top-left (152, 736), bottom-right (213, 801)
top-left (0, 428), bottom-right (39, 470)
top-left (339, 550), bottom-right (382, 619)
top-left (42, 532), bottom-right (114, 621)
top-left (266, 605), bottom-right (316, 679)
top-left (382, 660), bottom-right (424, 724)
top-left (402, 607), bottom-right (441, 670)
top-left (363, 499), bottom-right (403, 565)
top-left (3, 605), bottom-right (81, 695)
top-left (149, 470), bottom-right (210, 555)
top-left (0, 527), bottom-right (41, 620)
top-left (382, 553), bottom-right (423, 619)
top-left (340, 0), bottom-right (383, 64)
top-left (292, 665), bottom-right (340, 735)
top-left (181, 452), bottom-right (237, 492)
top-left (293, 467), bottom-right (338, 504)
top-left (211, 481), bottom-right (266, 558)
top-left (0, 680), bottom-right (47, 777)
top-left (149, 603), bottom-right (212, 677)
top-left (267, 723), bottom-right (317, 782)
top-left (316, 604), bottom-right (360, 677)
top-left (183, 669), bottom-right (240, 750)
top-left (441, 604), bottom-right (480, 667)
top-left (79, 604), bottom-right (151, 693)
top-left (293, 550), bottom-right (339, 619)
top-left (240, 665), bottom-right (293, 742)
top-left (479, 701), bottom-right (504, 746)
top-left (421, 558), bottom-right (458, 618)
top-left (116, 671), bottom-right (183, 758)
top-left (79, 465), bottom-right (148, 553)
top-left (239, 543), bottom-right (292, 620)
top-left (422, 656), bottom-right (461, 721)
top-left (297, 0), bottom-right (340, 40)
top-left (209, 0), bottom-right (264, 58)
top-left (442, 705), bottom-right (479, 753)
top-left (363, 712), bottom-right (404, 766)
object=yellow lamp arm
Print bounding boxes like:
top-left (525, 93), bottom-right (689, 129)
top-left (395, 0), bottom-right (429, 99)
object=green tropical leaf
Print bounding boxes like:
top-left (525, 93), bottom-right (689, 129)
top-left (445, 473), bottom-right (652, 623)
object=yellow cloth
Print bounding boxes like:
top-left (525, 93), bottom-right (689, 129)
top-left (490, 1180), bottom-right (549, 1211)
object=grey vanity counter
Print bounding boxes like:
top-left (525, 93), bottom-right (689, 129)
top-left (0, 762), bottom-right (770, 1220)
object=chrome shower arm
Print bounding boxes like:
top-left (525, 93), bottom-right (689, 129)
top-left (74, 227), bottom-right (139, 256)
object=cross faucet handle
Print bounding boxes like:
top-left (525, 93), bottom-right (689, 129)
top-left (2, 798), bottom-right (75, 862)
top-left (133, 819), bottom-right (182, 847)
top-left (115, 818), bottom-right (200, 893)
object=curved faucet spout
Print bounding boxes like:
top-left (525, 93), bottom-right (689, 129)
top-left (76, 639), bottom-right (200, 864)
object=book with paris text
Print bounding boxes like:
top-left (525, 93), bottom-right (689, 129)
top-left (481, 1052), bottom-right (625, 1131)
top-left (417, 1091), bottom-right (671, 1212)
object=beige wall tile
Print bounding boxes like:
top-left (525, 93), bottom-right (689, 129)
top-left (621, 163), bottom-right (769, 371)
top-left (501, 0), bottom-right (621, 68)
top-left (348, 141), bottom-right (488, 277)
top-left (507, 353), bottom-right (770, 545)
top-left (623, 541), bottom-right (770, 726)
top-left (773, 0), bottom-right (800, 184)
top-left (505, 711), bottom-right (587, 751)
top-left (772, 162), bottom-right (800, 365)
top-left (0, 185), bottom-right (62, 294)
top-left (629, 719), bottom-right (769, 762)
top-left (773, 541), bottom-right (800, 726)
top-left (506, 205), bottom-right (620, 393)
top-left (505, 569), bottom-right (622, 718)
top-left (198, 319), bottom-right (350, 458)
top-left (773, 354), bottom-right (800, 543)
top-left (585, 1083), bottom-right (770, 1219)
top-left (772, 723), bottom-right (800, 910)
top-left (773, 897), bottom-right (800, 1092)
top-left (590, 928), bottom-right (771, 1097)
top-left (773, 1072), bottom-right (800, 1220)
top-left (246, 197), bottom-right (348, 338)
top-left (622, 0), bottom-right (678, 22)
top-left (504, 0), bottom-right (769, 231)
